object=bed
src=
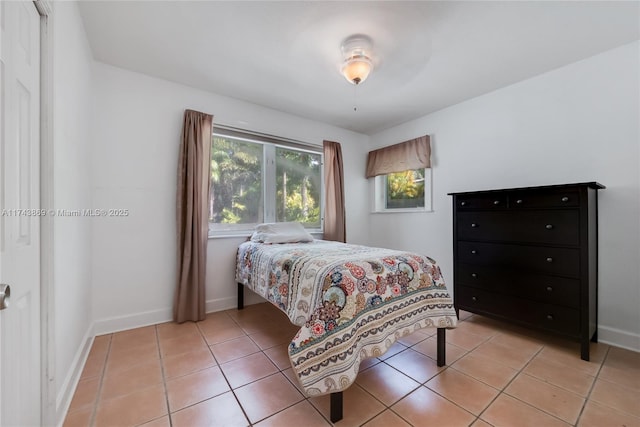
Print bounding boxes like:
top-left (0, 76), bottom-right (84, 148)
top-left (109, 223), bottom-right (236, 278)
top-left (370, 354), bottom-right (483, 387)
top-left (235, 224), bottom-right (457, 422)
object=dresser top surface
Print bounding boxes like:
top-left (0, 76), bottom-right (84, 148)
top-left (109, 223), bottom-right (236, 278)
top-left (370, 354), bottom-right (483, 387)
top-left (447, 182), bottom-right (605, 196)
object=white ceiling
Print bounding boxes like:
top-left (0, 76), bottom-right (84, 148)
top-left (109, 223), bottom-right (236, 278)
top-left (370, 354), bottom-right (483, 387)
top-left (78, 1), bottom-right (639, 135)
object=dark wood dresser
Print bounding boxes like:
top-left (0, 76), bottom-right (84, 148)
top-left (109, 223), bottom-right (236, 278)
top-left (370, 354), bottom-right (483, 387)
top-left (448, 182), bottom-right (605, 360)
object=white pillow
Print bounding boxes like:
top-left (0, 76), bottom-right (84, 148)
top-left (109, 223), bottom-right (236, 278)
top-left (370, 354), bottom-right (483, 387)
top-left (250, 222), bottom-right (314, 244)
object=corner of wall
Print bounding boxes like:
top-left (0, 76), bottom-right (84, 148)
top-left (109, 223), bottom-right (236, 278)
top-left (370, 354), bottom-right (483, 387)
top-left (92, 309), bottom-right (173, 337)
top-left (55, 322), bottom-right (94, 427)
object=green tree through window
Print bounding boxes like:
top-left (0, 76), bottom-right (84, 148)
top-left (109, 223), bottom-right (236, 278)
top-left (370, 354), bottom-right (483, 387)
top-left (210, 132), bottom-right (322, 233)
top-left (385, 169), bottom-right (426, 209)
top-left (276, 148), bottom-right (321, 227)
top-left (210, 136), bottom-right (263, 225)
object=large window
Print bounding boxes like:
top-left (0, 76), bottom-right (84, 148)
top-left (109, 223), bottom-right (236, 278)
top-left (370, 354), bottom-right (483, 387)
top-left (209, 129), bottom-right (322, 235)
top-left (372, 168), bottom-right (432, 212)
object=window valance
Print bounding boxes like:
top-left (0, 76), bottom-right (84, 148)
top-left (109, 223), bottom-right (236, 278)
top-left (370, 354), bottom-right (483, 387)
top-left (365, 135), bottom-right (431, 178)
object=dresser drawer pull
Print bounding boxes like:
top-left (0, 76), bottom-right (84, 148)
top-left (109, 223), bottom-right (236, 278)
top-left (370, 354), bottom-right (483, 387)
top-left (546, 257), bottom-right (554, 263)
top-left (471, 296), bottom-right (477, 301)
top-left (546, 286), bottom-right (553, 292)
top-left (471, 223), bottom-right (478, 228)
top-left (460, 201), bottom-right (467, 206)
top-left (516, 199), bottom-right (523, 204)
top-left (546, 314), bottom-right (554, 321)
top-left (545, 224), bottom-right (554, 230)
top-left (493, 200), bottom-right (501, 205)
top-left (561, 196), bottom-right (570, 202)
top-left (471, 250), bottom-right (477, 254)
top-left (471, 273), bottom-right (478, 278)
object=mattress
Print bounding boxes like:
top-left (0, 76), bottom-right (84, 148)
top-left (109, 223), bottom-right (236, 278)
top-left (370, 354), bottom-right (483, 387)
top-left (236, 239), bottom-right (457, 395)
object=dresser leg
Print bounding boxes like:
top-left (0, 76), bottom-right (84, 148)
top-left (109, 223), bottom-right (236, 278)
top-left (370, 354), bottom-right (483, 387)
top-left (580, 341), bottom-right (590, 361)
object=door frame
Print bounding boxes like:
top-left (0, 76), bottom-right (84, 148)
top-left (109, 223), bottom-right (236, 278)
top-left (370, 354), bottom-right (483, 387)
top-left (33, 1), bottom-right (54, 425)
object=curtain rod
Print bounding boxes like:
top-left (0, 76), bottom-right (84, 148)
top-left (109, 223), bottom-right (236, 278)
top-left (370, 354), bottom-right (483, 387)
top-left (213, 123), bottom-right (322, 150)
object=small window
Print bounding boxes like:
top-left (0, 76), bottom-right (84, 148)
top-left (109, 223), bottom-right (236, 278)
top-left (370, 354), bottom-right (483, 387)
top-left (209, 130), bottom-right (323, 235)
top-left (372, 168), bottom-right (432, 213)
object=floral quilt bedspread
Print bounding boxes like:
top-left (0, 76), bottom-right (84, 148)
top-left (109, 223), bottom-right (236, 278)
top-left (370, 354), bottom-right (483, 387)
top-left (236, 239), bottom-right (457, 396)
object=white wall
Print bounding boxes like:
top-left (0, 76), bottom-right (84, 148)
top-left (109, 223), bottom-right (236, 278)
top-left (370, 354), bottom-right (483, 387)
top-left (51, 1), bottom-right (94, 421)
top-left (369, 42), bottom-right (640, 351)
top-left (90, 63), bottom-right (370, 332)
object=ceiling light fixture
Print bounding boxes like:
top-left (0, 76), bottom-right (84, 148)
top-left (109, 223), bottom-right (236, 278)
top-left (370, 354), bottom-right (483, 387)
top-left (341, 35), bottom-right (373, 85)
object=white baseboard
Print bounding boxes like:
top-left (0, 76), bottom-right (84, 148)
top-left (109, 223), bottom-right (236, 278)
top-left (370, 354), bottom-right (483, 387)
top-left (206, 292), bottom-right (266, 313)
top-left (93, 294), bottom-right (267, 336)
top-left (598, 325), bottom-right (640, 353)
top-left (206, 296), bottom-right (237, 313)
top-left (55, 324), bottom-right (94, 427)
top-left (93, 307), bottom-right (173, 336)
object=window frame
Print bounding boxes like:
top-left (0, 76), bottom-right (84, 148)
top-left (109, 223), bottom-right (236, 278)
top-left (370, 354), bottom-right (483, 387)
top-left (209, 127), bottom-right (324, 238)
top-left (371, 168), bottom-right (433, 213)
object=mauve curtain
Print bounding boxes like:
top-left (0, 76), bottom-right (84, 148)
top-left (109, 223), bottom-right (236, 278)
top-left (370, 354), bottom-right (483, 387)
top-left (175, 109), bottom-right (213, 323)
top-left (323, 140), bottom-right (346, 243)
top-left (365, 135), bottom-right (431, 178)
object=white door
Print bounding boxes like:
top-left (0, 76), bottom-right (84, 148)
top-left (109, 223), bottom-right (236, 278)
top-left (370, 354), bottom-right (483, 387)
top-left (0, 1), bottom-right (41, 426)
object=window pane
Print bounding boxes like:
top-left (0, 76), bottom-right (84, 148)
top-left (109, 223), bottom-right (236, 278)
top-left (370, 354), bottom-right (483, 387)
top-left (210, 136), bottom-right (263, 225)
top-left (276, 147), bottom-right (322, 228)
top-left (385, 169), bottom-right (425, 209)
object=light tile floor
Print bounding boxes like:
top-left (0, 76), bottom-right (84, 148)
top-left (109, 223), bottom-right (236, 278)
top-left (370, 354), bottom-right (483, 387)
top-left (64, 303), bottom-right (640, 427)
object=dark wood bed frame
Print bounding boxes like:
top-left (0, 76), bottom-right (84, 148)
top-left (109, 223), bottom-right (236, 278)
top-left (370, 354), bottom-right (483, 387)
top-left (238, 283), bottom-right (447, 423)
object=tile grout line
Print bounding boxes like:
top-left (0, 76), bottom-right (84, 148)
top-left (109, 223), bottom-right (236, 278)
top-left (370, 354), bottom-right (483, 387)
top-left (360, 313), bottom-right (481, 426)
top-left (448, 314), bottom-right (499, 427)
top-left (474, 342), bottom-right (544, 424)
top-left (573, 344), bottom-right (611, 425)
top-left (394, 312), bottom-right (490, 426)
top-left (154, 324), bottom-right (173, 427)
top-left (416, 316), bottom-right (483, 426)
top-left (208, 311), bottom-right (257, 426)
top-left (88, 334), bottom-right (113, 427)
top-left (451, 316), bottom-right (543, 426)
top-left (157, 315), bottom-right (248, 422)
top-left (156, 319), bottom-right (236, 423)
top-left (478, 342), bottom-right (598, 426)
top-left (228, 307), bottom-right (334, 426)
top-left (249, 331), bottom-right (321, 425)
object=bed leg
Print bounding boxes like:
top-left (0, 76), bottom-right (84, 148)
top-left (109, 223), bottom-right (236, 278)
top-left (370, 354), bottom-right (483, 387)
top-left (437, 328), bottom-right (446, 367)
top-left (330, 391), bottom-right (343, 423)
top-left (237, 283), bottom-right (244, 310)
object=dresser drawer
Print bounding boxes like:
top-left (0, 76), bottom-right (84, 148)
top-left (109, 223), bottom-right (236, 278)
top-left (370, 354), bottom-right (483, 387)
top-left (457, 210), bottom-right (579, 245)
top-left (456, 263), bottom-right (580, 308)
top-left (457, 241), bottom-right (580, 278)
top-left (510, 190), bottom-right (579, 208)
top-left (456, 286), bottom-right (498, 313)
top-left (528, 303), bottom-right (580, 336)
top-left (456, 194), bottom-right (507, 210)
top-left (456, 287), bottom-right (579, 336)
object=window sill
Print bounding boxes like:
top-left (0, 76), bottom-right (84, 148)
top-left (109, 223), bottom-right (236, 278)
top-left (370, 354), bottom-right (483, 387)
top-left (371, 209), bottom-right (434, 214)
top-left (208, 231), bottom-right (324, 240)
top-left (208, 232), bottom-right (251, 240)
